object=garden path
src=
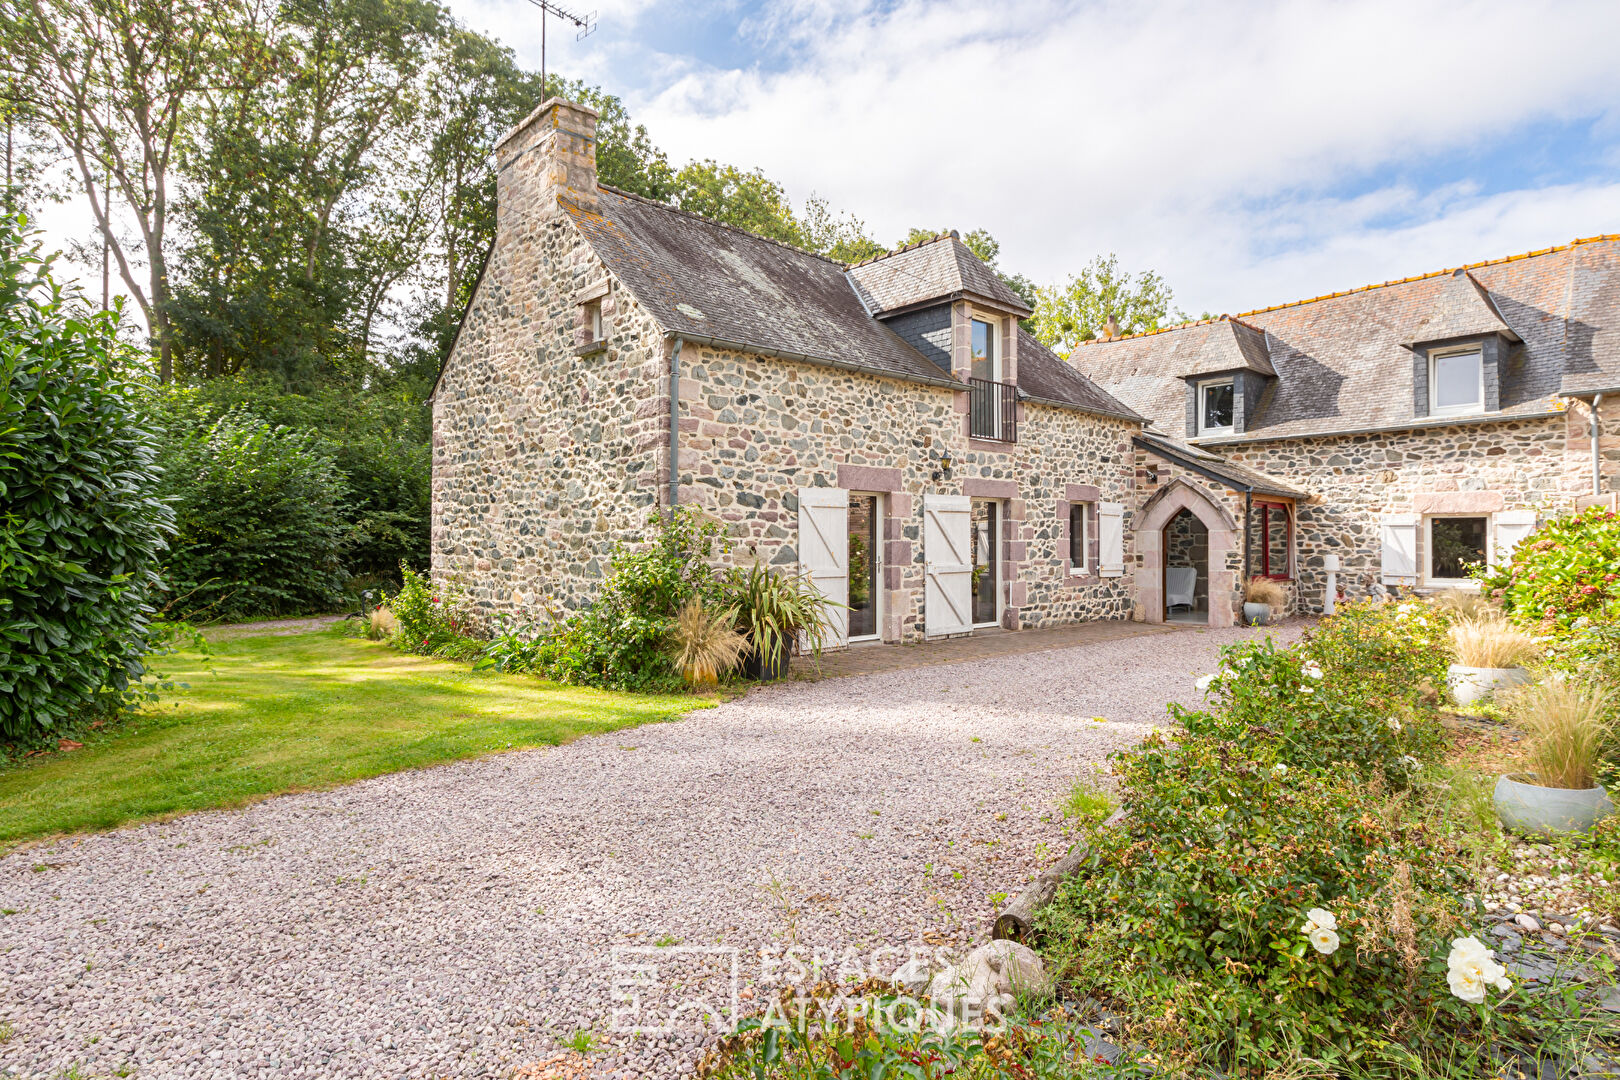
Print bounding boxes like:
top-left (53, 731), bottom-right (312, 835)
top-left (0, 622), bottom-right (1301, 1079)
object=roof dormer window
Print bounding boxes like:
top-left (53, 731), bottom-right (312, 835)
top-left (971, 318), bottom-right (999, 381)
top-left (1429, 346), bottom-right (1484, 416)
top-left (1198, 378), bottom-right (1235, 436)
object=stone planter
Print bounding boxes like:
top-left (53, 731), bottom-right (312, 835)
top-left (743, 644), bottom-right (789, 682)
top-left (1446, 663), bottom-right (1530, 706)
top-left (1242, 602), bottom-right (1272, 626)
top-left (1494, 774), bottom-right (1615, 837)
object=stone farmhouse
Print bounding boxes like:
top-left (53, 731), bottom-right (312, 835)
top-left (1078, 233), bottom-right (1620, 621)
top-left (431, 96), bottom-right (1620, 642)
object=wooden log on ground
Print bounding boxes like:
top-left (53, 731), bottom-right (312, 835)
top-left (992, 810), bottom-right (1124, 942)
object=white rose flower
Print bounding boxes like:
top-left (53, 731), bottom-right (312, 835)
top-left (1308, 926), bottom-right (1341, 955)
top-left (1302, 660), bottom-right (1324, 679)
top-left (1447, 937), bottom-right (1510, 1004)
top-left (1299, 686), bottom-right (1315, 695)
top-left (1386, 716), bottom-right (1403, 733)
top-left (1194, 673), bottom-right (1215, 692)
top-left (1272, 762), bottom-right (1288, 776)
top-left (1397, 603), bottom-right (1413, 614)
top-left (1304, 908), bottom-right (1337, 932)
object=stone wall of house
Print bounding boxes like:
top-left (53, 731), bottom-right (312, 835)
top-left (432, 205), bottom-right (671, 623)
top-left (1220, 406), bottom-right (1615, 615)
top-left (675, 342), bottom-right (1138, 641)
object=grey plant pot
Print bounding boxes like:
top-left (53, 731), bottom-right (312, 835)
top-left (1446, 663), bottom-right (1530, 706)
top-left (1494, 774), bottom-right (1615, 837)
top-left (1242, 602), bottom-right (1272, 626)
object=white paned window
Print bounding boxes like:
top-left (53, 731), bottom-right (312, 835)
top-left (1198, 379), bottom-right (1234, 435)
top-left (1430, 347), bottom-right (1484, 415)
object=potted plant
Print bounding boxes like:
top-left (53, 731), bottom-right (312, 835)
top-left (1445, 614), bottom-right (1537, 705)
top-left (1242, 576), bottom-right (1286, 626)
top-left (1494, 678), bottom-right (1616, 836)
top-left (723, 563), bottom-right (832, 681)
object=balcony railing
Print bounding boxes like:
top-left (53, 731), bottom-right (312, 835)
top-left (969, 378), bottom-right (1017, 443)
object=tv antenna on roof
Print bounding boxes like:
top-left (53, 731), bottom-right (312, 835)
top-left (522, 0), bottom-right (597, 97)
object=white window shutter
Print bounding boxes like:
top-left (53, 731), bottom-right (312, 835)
top-left (1380, 514), bottom-right (1418, 585)
top-left (1098, 501), bottom-right (1125, 578)
top-left (798, 488), bottom-right (850, 647)
top-left (1493, 510), bottom-right (1539, 567)
top-left (922, 494), bottom-right (973, 637)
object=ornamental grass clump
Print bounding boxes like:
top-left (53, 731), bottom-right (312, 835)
top-left (1504, 678), bottom-right (1617, 790)
top-left (1242, 575), bottom-right (1287, 610)
top-left (1448, 615), bottom-right (1539, 669)
top-left (666, 598), bottom-right (747, 687)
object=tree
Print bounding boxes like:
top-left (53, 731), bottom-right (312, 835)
top-left (0, 0), bottom-right (238, 382)
top-left (1032, 253), bottom-right (1182, 355)
top-left (673, 160), bottom-right (803, 246)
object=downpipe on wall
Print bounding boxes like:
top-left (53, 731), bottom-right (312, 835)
top-left (1594, 394), bottom-right (1605, 498)
top-left (668, 335), bottom-right (683, 520)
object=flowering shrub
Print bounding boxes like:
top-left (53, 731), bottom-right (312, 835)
top-left (1039, 731), bottom-right (1468, 1074)
top-left (1175, 631), bottom-right (1440, 787)
top-left (1479, 506), bottom-right (1620, 633)
top-left (386, 566), bottom-right (481, 659)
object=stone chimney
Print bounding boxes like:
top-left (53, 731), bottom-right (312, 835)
top-left (1100, 314), bottom-right (1120, 340)
top-left (494, 97), bottom-right (599, 226)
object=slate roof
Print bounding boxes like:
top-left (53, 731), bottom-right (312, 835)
top-left (1077, 236), bottom-right (1620, 442)
top-left (563, 187), bottom-right (1134, 420)
top-left (1134, 432), bottom-right (1308, 499)
top-left (566, 188), bottom-right (956, 387)
top-left (847, 234), bottom-right (1033, 317)
top-left (1400, 269), bottom-right (1520, 346)
top-left (1015, 329), bottom-right (1140, 421)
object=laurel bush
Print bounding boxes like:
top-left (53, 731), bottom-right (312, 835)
top-left (0, 216), bottom-right (172, 739)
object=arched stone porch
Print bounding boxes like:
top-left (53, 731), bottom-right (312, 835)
top-left (1136, 479), bottom-right (1241, 627)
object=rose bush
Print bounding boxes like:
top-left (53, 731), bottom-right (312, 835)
top-left (1174, 605), bottom-right (1444, 787)
top-left (1038, 730), bottom-right (1469, 1074)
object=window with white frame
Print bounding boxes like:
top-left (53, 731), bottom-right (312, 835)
top-left (1429, 346), bottom-right (1484, 415)
top-left (1068, 502), bottom-right (1089, 574)
top-left (583, 299), bottom-right (603, 344)
top-left (1198, 379), bottom-right (1235, 435)
top-left (1425, 515), bottom-right (1489, 586)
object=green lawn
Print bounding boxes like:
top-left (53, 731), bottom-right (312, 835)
top-left (0, 626), bottom-right (704, 849)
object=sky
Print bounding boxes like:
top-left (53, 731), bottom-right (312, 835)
top-left (445, 0), bottom-right (1620, 319)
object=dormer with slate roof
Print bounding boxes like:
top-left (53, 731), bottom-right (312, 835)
top-left (1404, 268), bottom-right (1521, 419)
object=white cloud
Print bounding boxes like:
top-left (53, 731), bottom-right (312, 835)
top-left (628, 0), bottom-right (1620, 314)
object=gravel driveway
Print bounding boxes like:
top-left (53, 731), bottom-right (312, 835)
top-left (1, 623), bottom-right (1297, 1079)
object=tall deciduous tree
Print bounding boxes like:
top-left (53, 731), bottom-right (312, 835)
top-left (0, 0), bottom-right (236, 381)
top-left (1032, 253), bottom-right (1183, 355)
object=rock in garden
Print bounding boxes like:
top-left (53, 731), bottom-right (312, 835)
top-left (891, 957), bottom-right (934, 996)
top-left (1513, 913), bottom-right (1541, 932)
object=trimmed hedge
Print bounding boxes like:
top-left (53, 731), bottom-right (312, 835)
top-left (0, 216), bottom-right (173, 739)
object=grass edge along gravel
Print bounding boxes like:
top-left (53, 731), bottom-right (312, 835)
top-left (0, 625), bottom-right (709, 851)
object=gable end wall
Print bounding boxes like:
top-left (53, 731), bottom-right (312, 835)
top-left (432, 210), bottom-right (668, 622)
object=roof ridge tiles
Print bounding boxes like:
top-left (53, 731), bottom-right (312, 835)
top-left (847, 232), bottom-right (955, 268)
top-left (1076, 233), bottom-right (1620, 347)
top-left (592, 183), bottom-right (849, 267)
